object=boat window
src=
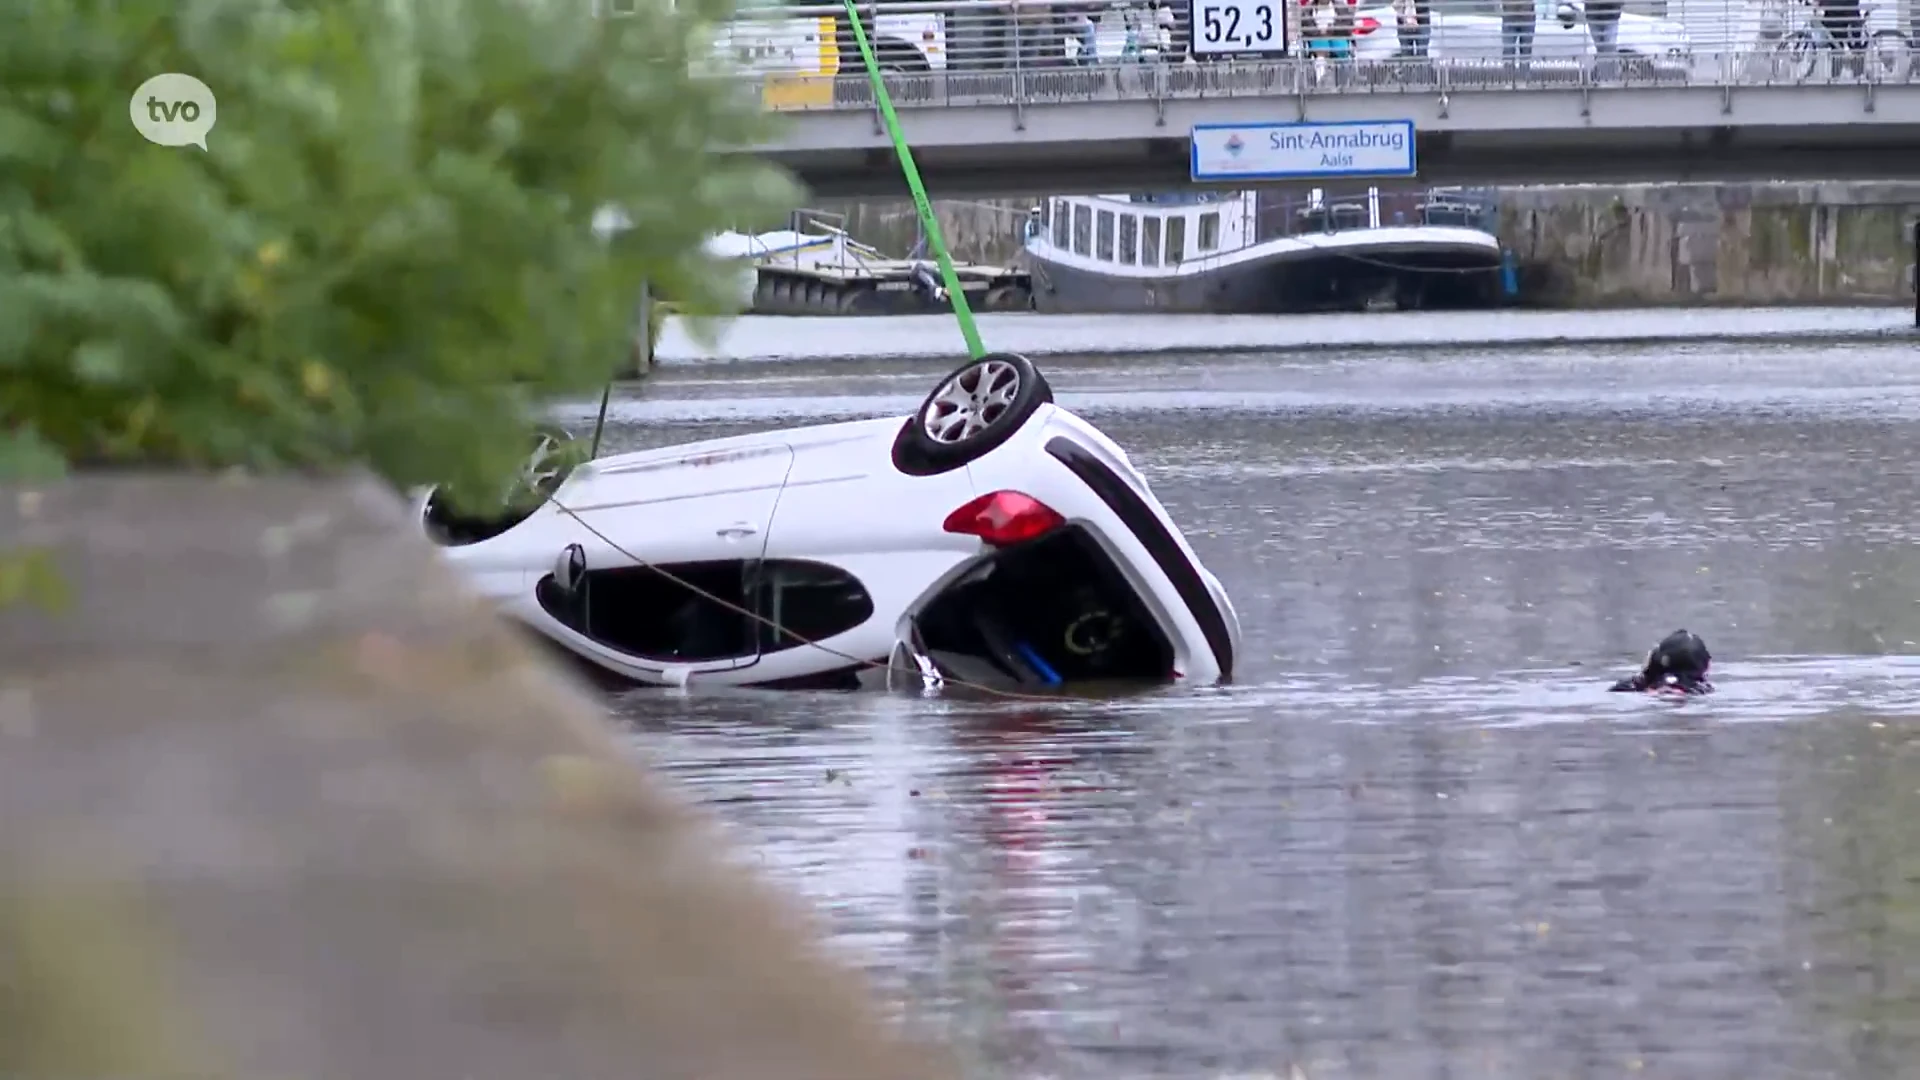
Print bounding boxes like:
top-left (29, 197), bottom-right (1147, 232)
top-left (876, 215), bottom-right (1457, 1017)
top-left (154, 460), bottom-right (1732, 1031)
top-left (1096, 210), bottom-right (1115, 261)
top-left (753, 559), bottom-right (874, 654)
top-left (1052, 199), bottom-right (1071, 247)
top-left (536, 559), bottom-right (757, 664)
top-left (1118, 214), bottom-right (1139, 266)
top-left (1072, 204), bottom-right (1092, 256)
top-left (1198, 211), bottom-right (1220, 252)
top-left (1140, 216), bottom-right (1161, 267)
top-left (1165, 214), bottom-right (1186, 263)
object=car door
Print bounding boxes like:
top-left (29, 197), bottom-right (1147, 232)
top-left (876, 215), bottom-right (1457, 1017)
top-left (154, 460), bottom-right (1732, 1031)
top-left (749, 416), bottom-right (979, 682)
top-left (541, 441), bottom-right (796, 679)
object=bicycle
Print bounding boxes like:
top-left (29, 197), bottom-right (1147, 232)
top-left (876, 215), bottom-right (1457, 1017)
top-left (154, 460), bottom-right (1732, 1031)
top-left (1768, 0), bottom-right (1911, 80)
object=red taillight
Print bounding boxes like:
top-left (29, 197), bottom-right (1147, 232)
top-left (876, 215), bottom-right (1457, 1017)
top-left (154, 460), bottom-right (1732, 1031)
top-left (942, 490), bottom-right (1065, 546)
top-left (1354, 15), bottom-right (1380, 33)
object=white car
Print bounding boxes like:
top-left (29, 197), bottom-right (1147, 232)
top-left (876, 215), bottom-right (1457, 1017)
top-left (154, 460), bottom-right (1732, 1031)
top-left (1352, 0), bottom-right (1689, 61)
top-left (419, 354), bottom-right (1241, 693)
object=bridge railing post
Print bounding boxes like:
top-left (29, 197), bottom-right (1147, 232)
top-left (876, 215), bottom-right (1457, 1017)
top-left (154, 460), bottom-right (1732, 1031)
top-left (1009, 3), bottom-right (1026, 119)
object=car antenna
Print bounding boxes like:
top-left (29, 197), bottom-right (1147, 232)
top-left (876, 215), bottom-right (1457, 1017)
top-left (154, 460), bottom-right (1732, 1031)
top-left (840, 0), bottom-right (986, 360)
top-left (587, 380), bottom-right (612, 459)
top-left (587, 276), bottom-right (648, 460)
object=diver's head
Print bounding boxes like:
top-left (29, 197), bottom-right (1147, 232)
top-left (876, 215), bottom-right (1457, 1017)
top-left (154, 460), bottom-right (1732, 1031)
top-left (1643, 629), bottom-right (1711, 686)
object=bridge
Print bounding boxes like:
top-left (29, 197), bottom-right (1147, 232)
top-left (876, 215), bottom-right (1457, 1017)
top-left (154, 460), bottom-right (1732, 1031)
top-left (712, 2), bottom-right (1920, 196)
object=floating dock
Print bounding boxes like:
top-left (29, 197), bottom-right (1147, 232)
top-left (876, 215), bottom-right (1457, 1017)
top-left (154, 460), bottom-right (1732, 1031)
top-left (708, 217), bottom-right (1032, 317)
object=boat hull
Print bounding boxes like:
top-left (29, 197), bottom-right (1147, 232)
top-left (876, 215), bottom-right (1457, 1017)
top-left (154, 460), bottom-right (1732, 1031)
top-left (1027, 230), bottom-right (1507, 315)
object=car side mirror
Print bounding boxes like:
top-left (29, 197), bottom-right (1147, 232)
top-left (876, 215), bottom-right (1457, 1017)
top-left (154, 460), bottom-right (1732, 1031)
top-left (554, 543), bottom-right (586, 595)
top-left (1556, 2), bottom-right (1578, 25)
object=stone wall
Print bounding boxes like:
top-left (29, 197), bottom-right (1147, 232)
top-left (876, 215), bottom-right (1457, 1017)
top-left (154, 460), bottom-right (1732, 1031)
top-left (1500, 182), bottom-right (1920, 307)
top-left (0, 475), bottom-right (954, 1080)
top-left (820, 183), bottom-right (1920, 307)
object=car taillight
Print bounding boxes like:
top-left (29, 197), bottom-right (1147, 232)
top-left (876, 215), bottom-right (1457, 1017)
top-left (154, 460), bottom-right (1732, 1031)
top-left (1354, 16), bottom-right (1380, 33)
top-left (942, 490), bottom-right (1065, 546)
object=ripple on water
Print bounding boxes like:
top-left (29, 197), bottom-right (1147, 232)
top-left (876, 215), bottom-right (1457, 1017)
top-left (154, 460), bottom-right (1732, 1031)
top-left (593, 338), bottom-right (1920, 1078)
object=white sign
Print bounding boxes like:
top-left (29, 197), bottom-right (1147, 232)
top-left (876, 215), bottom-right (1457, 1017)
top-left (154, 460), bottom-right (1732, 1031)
top-left (1189, 0), bottom-right (1287, 56)
top-left (1190, 120), bottom-right (1417, 182)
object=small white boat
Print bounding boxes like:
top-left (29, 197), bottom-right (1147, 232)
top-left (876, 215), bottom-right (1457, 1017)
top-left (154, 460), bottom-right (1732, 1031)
top-left (1023, 188), bottom-right (1510, 313)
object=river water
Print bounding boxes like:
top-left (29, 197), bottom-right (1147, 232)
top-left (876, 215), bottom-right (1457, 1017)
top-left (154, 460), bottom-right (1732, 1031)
top-left (575, 316), bottom-right (1920, 1080)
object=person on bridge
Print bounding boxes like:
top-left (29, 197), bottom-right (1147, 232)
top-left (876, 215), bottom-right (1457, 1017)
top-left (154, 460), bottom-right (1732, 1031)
top-left (1816, 0), bottom-right (1867, 74)
top-left (1394, 0), bottom-right (1432, 57)
top-left (1501, 0), bottom-right (1536, 62)
top-left (1300, 0), bottom-right (1358, 59)
top-left (1583, 0), bottom-right (1625, 75)
top-left (1609, 629), bottom-right (1714, 695)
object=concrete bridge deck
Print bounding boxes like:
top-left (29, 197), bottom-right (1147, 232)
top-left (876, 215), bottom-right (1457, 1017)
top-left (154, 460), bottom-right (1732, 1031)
top-left (739, 55), bottom-right (1920, 196)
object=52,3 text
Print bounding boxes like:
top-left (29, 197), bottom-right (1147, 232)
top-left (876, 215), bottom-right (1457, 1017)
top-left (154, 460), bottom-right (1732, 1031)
top-left (1192, 0), bottom-right (1280, 53)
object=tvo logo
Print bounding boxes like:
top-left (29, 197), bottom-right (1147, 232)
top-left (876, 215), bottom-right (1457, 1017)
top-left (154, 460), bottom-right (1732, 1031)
top-left (129, 73), bottom-right (217, 150)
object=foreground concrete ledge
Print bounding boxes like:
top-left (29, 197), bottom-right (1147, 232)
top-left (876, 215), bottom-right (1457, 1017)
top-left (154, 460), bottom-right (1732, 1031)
top-left (0, 473), bottom-right (951, 1080)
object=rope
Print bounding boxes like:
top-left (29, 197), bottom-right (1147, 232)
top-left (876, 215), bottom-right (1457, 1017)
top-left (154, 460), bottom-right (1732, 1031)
top-left (548, 496), bottom-right (1102, 703)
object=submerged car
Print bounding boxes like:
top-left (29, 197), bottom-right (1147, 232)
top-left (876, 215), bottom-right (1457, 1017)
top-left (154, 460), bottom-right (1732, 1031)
top-left (418, 353), bottom-right (1240, 693)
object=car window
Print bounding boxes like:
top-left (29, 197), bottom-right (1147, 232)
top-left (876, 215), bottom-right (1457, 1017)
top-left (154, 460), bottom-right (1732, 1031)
top-left (754, 560), bottom-right (874, 652)
top-left (537, 559), bottom-right (758, 663)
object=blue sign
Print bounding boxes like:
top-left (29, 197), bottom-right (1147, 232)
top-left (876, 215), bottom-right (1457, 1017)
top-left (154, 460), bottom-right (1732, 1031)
top-left (1191, 120), bottom-right (1417, 182)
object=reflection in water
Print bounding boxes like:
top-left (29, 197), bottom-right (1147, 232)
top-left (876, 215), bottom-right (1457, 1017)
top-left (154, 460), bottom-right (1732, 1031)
top-left (607, 340), bottom-right (1920, 1078)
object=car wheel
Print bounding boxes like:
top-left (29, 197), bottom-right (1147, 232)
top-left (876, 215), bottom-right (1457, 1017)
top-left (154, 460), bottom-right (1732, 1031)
top-left (891, 352), bottom-right (1054, 476)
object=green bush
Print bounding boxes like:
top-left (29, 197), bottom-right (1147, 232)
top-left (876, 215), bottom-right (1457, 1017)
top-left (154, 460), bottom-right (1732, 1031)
top-left (0, 0), bottom-right (800, 509)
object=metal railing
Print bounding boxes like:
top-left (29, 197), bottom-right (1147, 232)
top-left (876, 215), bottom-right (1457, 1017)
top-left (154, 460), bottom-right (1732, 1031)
top-left (674, 0), bottom-right (1917, 112)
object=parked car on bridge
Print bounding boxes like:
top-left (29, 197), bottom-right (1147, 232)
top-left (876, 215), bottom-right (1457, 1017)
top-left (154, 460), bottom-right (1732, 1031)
top-left (418, 354), bottom-right (1241, 694)
top-left (1352, 0), bottom-right (1689, 61)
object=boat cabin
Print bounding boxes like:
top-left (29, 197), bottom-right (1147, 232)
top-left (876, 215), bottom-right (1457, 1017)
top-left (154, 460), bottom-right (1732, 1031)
top-left (1030, 192), bottom-right (1255, 269)
top-left (1025, 188), bottom-right (1496, 269)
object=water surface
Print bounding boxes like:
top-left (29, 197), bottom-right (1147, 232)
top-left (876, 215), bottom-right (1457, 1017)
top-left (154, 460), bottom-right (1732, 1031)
top-left (590, 334), bottom-right (1920, 1079)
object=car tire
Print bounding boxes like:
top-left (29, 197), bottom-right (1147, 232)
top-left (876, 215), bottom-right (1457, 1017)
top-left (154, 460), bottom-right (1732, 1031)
top-left (891, 352), bottom-right (1054, 477)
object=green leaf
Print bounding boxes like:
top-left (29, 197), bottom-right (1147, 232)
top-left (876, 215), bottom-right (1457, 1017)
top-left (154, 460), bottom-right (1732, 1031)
top-left (5, 0), bottom-right (797, 506)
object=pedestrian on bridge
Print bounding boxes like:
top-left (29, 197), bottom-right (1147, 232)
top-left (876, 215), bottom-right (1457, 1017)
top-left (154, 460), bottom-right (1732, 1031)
top-left (1584, 0), bottom-right (1624, 76)
top-left (1501, 0), bottom-right (1536, 62)
top-left (1816, 0), bottom-right (1867, 75)
top-left (1394, 0), bottom-right (1432, 57)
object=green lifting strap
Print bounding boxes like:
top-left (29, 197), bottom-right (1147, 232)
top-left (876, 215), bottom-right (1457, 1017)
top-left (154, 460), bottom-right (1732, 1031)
top-left (839, 0), bottom-right (986, 358)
